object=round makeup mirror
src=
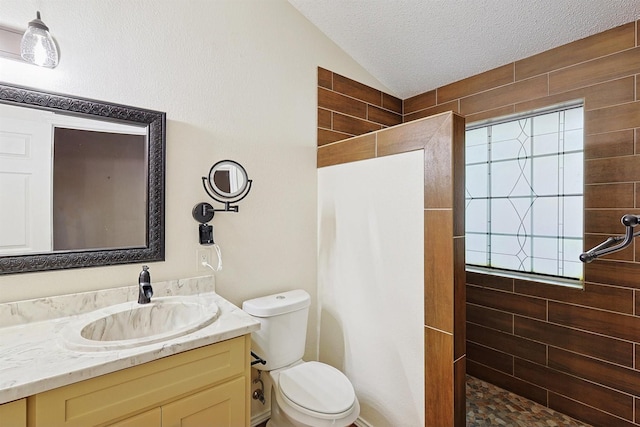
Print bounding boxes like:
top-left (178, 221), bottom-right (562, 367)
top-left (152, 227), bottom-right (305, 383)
top-left (207, 160), bottom-right (249, 199)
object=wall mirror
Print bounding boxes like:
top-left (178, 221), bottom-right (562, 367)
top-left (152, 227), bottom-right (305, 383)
top-left (0, 82), bottom-right (166, 274)
top-left (192, 160), bottom-right (251, 245)
top-left (199, 160), bottom-right (252, 213)
top-left (207, 160), bottom-right (249, 198)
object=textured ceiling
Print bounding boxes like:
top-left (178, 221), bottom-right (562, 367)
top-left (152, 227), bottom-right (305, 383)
top-left (288, 0), bottom-right (640, 99)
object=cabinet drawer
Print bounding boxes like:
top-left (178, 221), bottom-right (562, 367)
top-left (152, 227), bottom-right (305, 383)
top-left (29, 337), bottom-right (245, 427)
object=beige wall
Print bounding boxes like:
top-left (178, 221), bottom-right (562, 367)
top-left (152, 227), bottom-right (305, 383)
top-left (0, 0), bottom-right (391, 361)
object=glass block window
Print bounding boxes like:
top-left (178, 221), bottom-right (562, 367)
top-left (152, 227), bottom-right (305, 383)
top-left (465, 105), bottom-right (584, 280)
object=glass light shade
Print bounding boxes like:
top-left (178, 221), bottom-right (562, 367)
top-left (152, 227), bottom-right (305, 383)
top-left (20, 12), bottom-right (59, 68)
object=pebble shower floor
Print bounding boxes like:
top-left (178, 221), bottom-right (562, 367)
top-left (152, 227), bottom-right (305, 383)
top-left (466, 375), bottom-right (591, 426)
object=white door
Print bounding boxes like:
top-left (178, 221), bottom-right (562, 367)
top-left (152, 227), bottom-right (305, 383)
top-left (0, 104), bottom-right (53, 254)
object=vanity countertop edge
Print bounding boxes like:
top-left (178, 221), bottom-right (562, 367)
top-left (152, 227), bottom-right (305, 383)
top-left (0, 277), bottom-right (259, 405)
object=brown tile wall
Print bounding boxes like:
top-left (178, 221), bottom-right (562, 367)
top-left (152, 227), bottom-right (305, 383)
top-left (403, 19), bottom-right (640, 427)
top-left (317, 67), bottom-right (402, 146)
top-left (317, 18), bottom-right (640, 427)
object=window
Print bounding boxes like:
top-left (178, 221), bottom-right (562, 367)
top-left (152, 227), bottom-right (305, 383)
top-left (465, 105), bottom-right (584, 281)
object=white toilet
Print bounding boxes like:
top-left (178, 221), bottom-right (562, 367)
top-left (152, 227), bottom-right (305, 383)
top-left (242, 289), bottom-right (359, 427)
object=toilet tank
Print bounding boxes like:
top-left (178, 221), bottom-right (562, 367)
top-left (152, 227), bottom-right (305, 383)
top-left (242, 289), bottom-right (311, 371)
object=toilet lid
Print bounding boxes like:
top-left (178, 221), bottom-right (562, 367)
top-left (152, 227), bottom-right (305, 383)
top-left (279, 361), bottom-right (355, 415)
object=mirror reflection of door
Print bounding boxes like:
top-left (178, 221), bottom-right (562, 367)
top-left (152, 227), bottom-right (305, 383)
top-left (0, 105), bottom-right (52, 254)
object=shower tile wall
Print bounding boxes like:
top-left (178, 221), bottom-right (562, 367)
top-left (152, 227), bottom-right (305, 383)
top-left (317, 67), bottom-right (402, 146)
top-left (317, 18), bottom-right (640, 427)
top-left (405, 20), bottom-right (640, 427)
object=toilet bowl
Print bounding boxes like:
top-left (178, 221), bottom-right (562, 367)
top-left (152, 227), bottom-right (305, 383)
top-left (267, 361), bottom-right (359, 427)
top-left (242, 290), bottom-right (360, 427)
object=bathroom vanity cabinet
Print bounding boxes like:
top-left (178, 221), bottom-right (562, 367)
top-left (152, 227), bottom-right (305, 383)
top-left (21, 336), bottom-right (250, 427)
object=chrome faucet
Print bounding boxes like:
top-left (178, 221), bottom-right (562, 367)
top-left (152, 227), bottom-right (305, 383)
top-left (138, 265), bottom-right (153, 304)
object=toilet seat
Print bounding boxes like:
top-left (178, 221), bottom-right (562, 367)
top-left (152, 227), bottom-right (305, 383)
top-left (277, 361), bottom-right (356, 419)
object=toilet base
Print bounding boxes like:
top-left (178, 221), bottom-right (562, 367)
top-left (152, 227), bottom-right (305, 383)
top-left (266, 387), bottom-right (297, 427)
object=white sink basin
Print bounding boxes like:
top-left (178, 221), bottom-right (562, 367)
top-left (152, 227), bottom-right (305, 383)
top-left (63, 295), bottom-right (219, 352)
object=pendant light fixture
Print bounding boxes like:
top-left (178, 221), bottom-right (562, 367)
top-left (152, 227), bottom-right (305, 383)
top-left (20, 11), bottom-right (58, 68)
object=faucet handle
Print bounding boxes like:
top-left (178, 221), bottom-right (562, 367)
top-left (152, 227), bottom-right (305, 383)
top-left (139, 265), bottom-right (151, 284)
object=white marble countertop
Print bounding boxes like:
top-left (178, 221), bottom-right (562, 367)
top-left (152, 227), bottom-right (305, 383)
top-left (0, 276), bottom-right (260, 404)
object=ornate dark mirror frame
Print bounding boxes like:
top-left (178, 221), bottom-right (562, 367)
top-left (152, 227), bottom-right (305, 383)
top-left (0, 82), bottom-right (166, 274)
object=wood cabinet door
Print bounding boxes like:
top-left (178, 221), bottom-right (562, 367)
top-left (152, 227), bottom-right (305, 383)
top-left (162, 377), bottom-right (246, 427)
top-left (0, 399), bottom-right (26, 427)
top-left (106, 408), bottom-right (161, 427)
